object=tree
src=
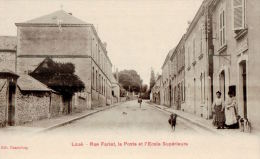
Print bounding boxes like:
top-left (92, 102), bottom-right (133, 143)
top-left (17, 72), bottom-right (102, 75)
top-left (149, 68), bottom-right (156, 91)
top-left (141, 84), bottom-right (148, 93)
top-left (30, 58), bottom-right (85, 96)
top-left (118, 70), bottom-right (142, 92)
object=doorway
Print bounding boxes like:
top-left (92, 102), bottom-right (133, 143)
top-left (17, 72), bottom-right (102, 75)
top-left (193, 78), bottom-right (196, 114)
top-left (240, 61), bottom-right (247, 118)
top-left (62, 95), bottom-right (72, 114)
top-left (8, 82), bottom-right (16, 126)
top-left (219, 71), bottom-right (225, 101)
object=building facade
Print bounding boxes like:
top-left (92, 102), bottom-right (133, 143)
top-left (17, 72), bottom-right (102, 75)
top-left (161, 49), bottom-right (174, 107)
top-left (170, 35), bottom-right (186, 110)
top-left (210, 0), bottom-right (260, 130)
top-left (151, 75), bottom-right (162, 105)
top-left (15, 10), bottom-right (114, 111)
top-left (0, 10), bottom-right (117, 127)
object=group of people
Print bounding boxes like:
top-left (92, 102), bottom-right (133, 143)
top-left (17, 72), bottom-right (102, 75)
top-left (212, 90), bottom-right (239, 129)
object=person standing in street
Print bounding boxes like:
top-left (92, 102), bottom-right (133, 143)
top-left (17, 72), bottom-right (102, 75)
top-left (138, 97), bottom-right (142, 108)
top-left (225, 91), bottom-right (238, 129)
top-left (212, 91), bottom-right (225, 129)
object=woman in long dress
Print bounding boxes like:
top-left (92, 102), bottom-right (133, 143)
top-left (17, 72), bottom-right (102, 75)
top-left (225, 91), bottom-right (238, 128)
top-left (213, 91), bottom-right (225, 129)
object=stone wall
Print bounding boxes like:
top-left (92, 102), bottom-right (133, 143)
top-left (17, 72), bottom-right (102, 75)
top-left (72, 93), bottom-right (89, 113)
top-left (0, 79), bottom-right (7, 127)
top-left (0, 52), bottom-right (16, 72)
top-left (91, 90), bottom-right (106, 107)
top-left (50, 93), bottom-right (63, 118)
top-left (17, 26), bottom-right (91, 56)
top-left (15, 89), bottom-right (50, 125)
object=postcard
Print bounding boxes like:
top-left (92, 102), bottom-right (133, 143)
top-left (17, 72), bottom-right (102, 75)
top-left (0, 0), bottom-right (259, 158)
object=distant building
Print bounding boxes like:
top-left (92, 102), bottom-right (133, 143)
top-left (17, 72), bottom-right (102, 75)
top-left (161, 49), bottom-right (174, 107)
top-left (170, 35), bottom-right (185, 111)
top-left (151, 75), bottom-right (162, 105)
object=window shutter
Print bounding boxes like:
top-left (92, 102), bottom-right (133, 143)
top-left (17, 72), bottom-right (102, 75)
top-left (233, 0), bottom-right (245, 31)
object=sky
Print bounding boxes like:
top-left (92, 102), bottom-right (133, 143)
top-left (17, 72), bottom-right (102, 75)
top-left (0, 0), bottom-right (203, 85)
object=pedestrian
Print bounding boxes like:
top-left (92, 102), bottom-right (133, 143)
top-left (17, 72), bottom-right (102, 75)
top-left (225, 91), bottom-right (238, 129)
top-left (212, 91), bottom-right (225, 129)
top-left (138, 97), bottom-right (142, 108)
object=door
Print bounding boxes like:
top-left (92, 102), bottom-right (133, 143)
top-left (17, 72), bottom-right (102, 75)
top-left (193, 78), bottom-right (196, 114)
top-left (242, 62), bottom-right (247, 118)
top-left (219, 71), bottom-right (225, 101)
top-left (8, 82), bottom-right (16, 126)
top-left (177, 84), bottom-right (181, 110)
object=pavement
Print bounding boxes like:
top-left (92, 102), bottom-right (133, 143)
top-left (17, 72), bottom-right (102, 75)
top-left (48, 99), bottom-right (212, 135)
top-left (1, 100), bottom-right (259, 159)
top-left (0, 102), bottom-right (120, 135)
top-left (148, 101), bottom-right (260, 137)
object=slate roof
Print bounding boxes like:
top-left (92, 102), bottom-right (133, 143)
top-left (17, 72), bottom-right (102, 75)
top-left (20, 10), bottom-right (89, 25)
top-left (0, 36), bottom-right (17, 51)
top-left (17, 74), bottom-right (52, 92)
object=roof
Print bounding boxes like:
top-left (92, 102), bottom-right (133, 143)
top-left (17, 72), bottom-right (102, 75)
top-left (16, 10), bottom-right (89, 26)
top-left (161, 47), bottom-right (175, 69)
top-left (17, 74), bottom-right (52, 92)
top-left (0, 69), bottom-right (19, 78)
top-left (0, 36), bottom-right (17, 51)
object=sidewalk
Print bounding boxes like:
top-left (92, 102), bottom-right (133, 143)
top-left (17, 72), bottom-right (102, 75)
top-left (1, 103), bottom-right (120, 134)
top-left (148, 102), bottom-right (260, 136)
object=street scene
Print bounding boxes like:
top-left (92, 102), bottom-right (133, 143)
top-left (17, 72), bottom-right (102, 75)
top-left (0, 0), bottom-right (260, 158)
top-left (48, 100), bottom-right (211, 134)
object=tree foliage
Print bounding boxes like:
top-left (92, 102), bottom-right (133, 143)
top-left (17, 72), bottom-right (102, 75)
top-left (30, 58), bottom-right (85, 96)
top-left (118, 70), bottom-right (142, 92)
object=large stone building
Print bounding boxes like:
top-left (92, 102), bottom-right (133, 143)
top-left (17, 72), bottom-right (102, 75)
top-left (151, 75), bottom-right (162, 105)
top-left (170, 35), bottom-right (186, 110)
top-left (184, 0), bottom-right (213, 119)
top-left (0, 36), bottom-right (16, 72)
top-left (0, 10), bottom-right (118, 127)
top-left (161, 49), bottom-right (174, 107)
top-left (210, 0), bottom-right (260, 130)
top-left (15, 10), bottom-right (114, 110)
top-left (156, 0), bottom-right (260, 131)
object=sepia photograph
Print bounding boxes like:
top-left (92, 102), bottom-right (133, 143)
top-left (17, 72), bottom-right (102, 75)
top-left (0, 0), bottom-right (259, 158)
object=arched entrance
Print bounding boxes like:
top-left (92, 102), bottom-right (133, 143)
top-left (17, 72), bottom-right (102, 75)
top-left (219, 71), bottom-right (226, 101)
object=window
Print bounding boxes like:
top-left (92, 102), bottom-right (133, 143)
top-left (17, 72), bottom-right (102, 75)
top-left (193, 38), bottom-right (196, 60)
top-left (219, 8), bottom-right (226, 47)
top-left (99, 74), bottom-right (101, 93)
top-left (232, 0), bottom-right (246, 31)
top-left (96, 44), bottom-right (98, 61)
top-left (182, 81), bottom-right (185, 102)
top-left (188, 46), bottom-right (190, 66)
top-left (96, 70), bottom-right (98, 90)
top-left (200, 27), bottom-right (203, 53)
top-left (200, 73), bottom-right (203, 103)
top-left (92, 67), bottom-right (95, 89)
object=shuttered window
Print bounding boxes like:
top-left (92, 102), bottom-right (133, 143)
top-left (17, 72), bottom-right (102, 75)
top-left (219, 9), bottom-right (226, 47)
top-left (233, 0), bottom-right (245, 31)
